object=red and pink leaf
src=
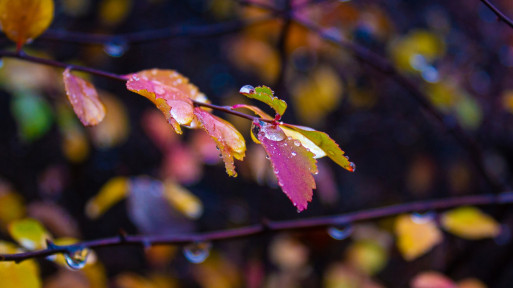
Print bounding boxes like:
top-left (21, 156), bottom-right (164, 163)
top-left (256, 121), bottom-right (318, 212)
top-left (63, 68), bottom-right (105, 126)
top-left (126, 69), bottom-right (208, 134)
top-left (194, 108), bottom-right (246, 177)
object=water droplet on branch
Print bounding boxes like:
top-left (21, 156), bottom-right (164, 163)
top-left (104, 39), bottom-right (128, 57)
top-left (327, 225), bottom-right (353, 240)
top-left (64, 247), bottom-right (89, 270)
top-left (183, 242), bottom-right (211, 263)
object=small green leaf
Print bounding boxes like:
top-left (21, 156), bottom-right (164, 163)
top-left (11, 91), bottom-right (53, 142)
top-left (239, 85), bottom-right (287, 116)
top-left (8, 218), bottom-right (51, 250)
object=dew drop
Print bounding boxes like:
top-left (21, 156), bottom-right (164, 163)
top-left (349, 162), bottom-right (356, 172)
top-left (64, 247), bottom-right (89, 270)
top-left (327, 225), bottom-right (353, 240)
top-left (411, 211), bottom-right (436, 224)
top-left (291, 152), bottom-right (296, 156)
top-left (183, 242), bottom-right (211, 264)
top-left (104, 39), bottom-right (128, 57)
top-left (266, 155), bottom-right (270, 160)
top-left (239, 85), bottom-right (255, 94)
top-left (293, 140), bottom-right (301, 147)
top-left (0, 59), bottom-right (4, 69)
top-left (263, 128), bottom-right (286, 141)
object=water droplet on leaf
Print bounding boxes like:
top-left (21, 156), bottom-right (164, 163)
top-left (64, 247), bottom-right (89, 270)
top-left (239, 85), bottom-right (255, 94)
top-left (183, 242), bottom-right (211, 264)
top-left (327, 225), bottom-right (353, 240)
top-left (293, 140), bottom-right (301, 147)
top-left (291, 152), bottom-right (296, 156)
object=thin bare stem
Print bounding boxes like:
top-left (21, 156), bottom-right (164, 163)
top-left (38, 15), bottom-right (276, 45)
top-left (1, 192), bottom-right (512, 262)
top-left (479, 0), bottom-right (513, 29)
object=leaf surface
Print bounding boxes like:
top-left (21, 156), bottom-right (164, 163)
top-left (8, 218), bottom-right (51, 250)
top-left (63, 68), bottom-right (105, 126)
top-left (163, 180), bottom-right (203, 220)
top-left (394, 214), bottom-right (442, 261)
top-left (240, 85), bottom-right (287, 116)
top-left (0, 241), bottom-right (41, 288)
top-left (283, 124), bottom-right (354, 171)
top-left (85, 177), bottom-right (129, 219)
top-left (194, 108), bottom-right (246, 177)
top-left (256, 122), bottom-right (317, 211)
top-left (126, 69), bottom-right (207, 134)
top-left (441, 207), bottom-right (500, 239)
top-left (0, 0), bottom-right (54, 48)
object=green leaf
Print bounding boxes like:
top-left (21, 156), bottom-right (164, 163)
top-left (239, 85), bottom-right (287, 116)
top-left (11, 91), bottom-right (53, 142)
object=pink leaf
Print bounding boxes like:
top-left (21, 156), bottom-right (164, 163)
top-left (256, 121), bottom-right (318, 211)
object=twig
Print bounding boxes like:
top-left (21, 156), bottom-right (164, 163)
top-left (38, 15), bottom-right (276, 45)
top-left (479, 0), bottom-right (513, 29)
top-left (1, 192), bottom-right (512, 262)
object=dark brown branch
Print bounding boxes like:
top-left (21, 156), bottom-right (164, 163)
top-left (292, 16), bottom-right (505, 193)
top-left (38, 15), bottom-right (275, 45)
top-left (479, 0), bottom-right (513, 29)
top-left (1, 192), bottom-right (512, 262)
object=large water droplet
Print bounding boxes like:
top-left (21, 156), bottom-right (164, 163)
top-left (64, 247), bottom-right (89, 270)
top-left (104, 39), bottom-right (128, 57)
top-left (411, 211), bottom-right (436, 224)
top-left (291, 152), bottom-right (296, 157)
top-left (263, 127), bottom-right (286, 141)
top-left (239, 85), bottom-right (255, 94)
top-left (183, 242), bottom-right (211, 263)
top-left (293, 140), bottom-right (301, 147)
top-left (327, 225), bottom-right (353, 240)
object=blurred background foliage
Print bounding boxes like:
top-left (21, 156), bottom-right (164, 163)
top-left (1, 0), bottom-right (513, 287)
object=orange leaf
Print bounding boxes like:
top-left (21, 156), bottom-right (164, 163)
top-left (126, 69), bottom-right (207, 134)
top-left (194, 108), bottom-right (246, 177)
top-left (63, 68), bottom-right (105, 126)
top-left (0, 0), bottom-right (54, 49)
top-left (411, 271), bottom-right (456, 288)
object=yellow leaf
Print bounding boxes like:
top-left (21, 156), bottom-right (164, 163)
top-left (441, 207), bottom-right (500, 239)
top-left (394, 214), bottom-right (443, 261)
top-left (99, 0), bottom-right (132, 26)
top-left (346, 240), bottom-right (388, 275)
top-left (163, 180), bottom-right (203, 219)
top-left (0, 0), bottom-right (54, 49)
top-left (89, 92), bottom-right (130, 148)
top-left (63, 68), bottom-right (106, 126)
top-left (85, 177), bottom-right (129, 219)
top-left (0, 183), bottom-right (25, 230)
top-left (0, 241), bottom-right (41, 288)
top-left (8, 218), bottom-right (51, 250)
top-left (291, 66), bottom-right (343, 126)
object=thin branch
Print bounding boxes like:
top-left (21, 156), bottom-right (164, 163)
top-left (2, 192), bottom-right (513, 262)
top-left (38, 15), bottom-right (276, 45)
top-left (292, 16), bottom-right (505, 193)
top-left (0, 51), bottom-right (275, 124)
top-left (479, 0), bottom-right (513, 29)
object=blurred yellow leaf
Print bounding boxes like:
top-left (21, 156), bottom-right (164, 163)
top-left (441, 207), bottom-right (500, 239)
top-left (114, 273), bottom-right (178, 288)
top-left (163, 180), bottom-right (203, 220)
top-left (269, 235), bottom-right (308, 271)
top-left (89, 92), bottom-right (130, 148)
top-left (501, 90), bottom-right (513, 114)
top-left (411, 271), bottom-right (456, 288)
top-left (145, 245), bottom-right (177, 267)
top-left (346, 240), bottom-right (387, 276)
top-left (394, 214), bottom-right (442, 261)
top-left (0, 241), bottom-right (41, 288)
top-left (324, 263), bottom-right (385, 288)
top-left (193, 253), bottom-right (241, 288)
top-left (99, 0), bottom-right (132, 26)
top-left (0, 0), bottom-right (54, 48)
top-left (8, 218), bottom-right (51, 250)
top-left (229, 36), bottom-right (279, 83)
top-left (85, 177), bottom-right (129, 219)
top-left (0, 183), bottom-right (25, 231)
top-left (390, 30), bottom-right (445, 72)
top-left (291, 66), bottom-right (343, 126)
